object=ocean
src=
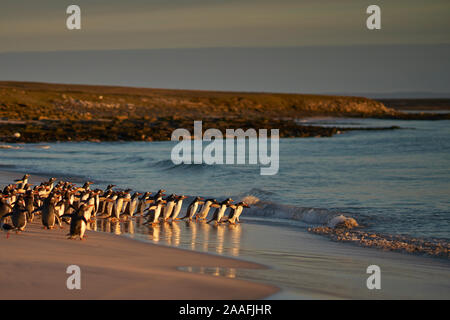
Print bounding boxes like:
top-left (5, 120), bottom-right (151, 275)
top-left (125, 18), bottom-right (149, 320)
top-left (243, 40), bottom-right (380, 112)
top-left (1, 117), bottom-right (449, 298)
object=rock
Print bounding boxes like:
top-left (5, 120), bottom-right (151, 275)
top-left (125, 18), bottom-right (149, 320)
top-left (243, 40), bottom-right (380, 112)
top-left (328, 215), bottom-right (359, 229)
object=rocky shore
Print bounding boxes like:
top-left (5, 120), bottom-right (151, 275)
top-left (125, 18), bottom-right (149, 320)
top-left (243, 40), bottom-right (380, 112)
top-left (0, 81), bottom-right (447, 143)
top-left (308, 226), bottom-right (450, 259)
top-left (0, 118), bottom-right (401, 143)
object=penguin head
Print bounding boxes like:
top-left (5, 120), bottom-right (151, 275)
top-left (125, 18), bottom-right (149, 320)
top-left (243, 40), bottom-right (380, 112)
top-left (239, 202), bottom-right (250, 208)
top-left (223, 198), bottom-right (234, 205)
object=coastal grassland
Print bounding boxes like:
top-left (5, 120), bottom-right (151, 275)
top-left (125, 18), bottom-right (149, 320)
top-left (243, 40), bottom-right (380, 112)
top-left (0, 81), bottom-right (447, 142)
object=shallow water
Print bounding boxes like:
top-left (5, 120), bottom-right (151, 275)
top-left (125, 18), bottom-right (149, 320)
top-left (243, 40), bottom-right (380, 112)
top-left (87, 216), bottom-right (450, 299)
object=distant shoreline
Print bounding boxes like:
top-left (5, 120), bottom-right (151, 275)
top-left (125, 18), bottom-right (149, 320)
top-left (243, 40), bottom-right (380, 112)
top-left (0, 81), bottom-right (448, 143)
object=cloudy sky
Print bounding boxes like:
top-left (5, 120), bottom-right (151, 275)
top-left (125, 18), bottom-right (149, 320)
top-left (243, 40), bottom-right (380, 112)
top-left (1, 0), bottom-right (449, 52)
top-left (0, 1), bottom-right (449, 96)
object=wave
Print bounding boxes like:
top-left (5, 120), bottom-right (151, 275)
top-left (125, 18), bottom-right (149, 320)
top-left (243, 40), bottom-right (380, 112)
top-left (238, 194), bottom-right (358, 227)
top-left (149, 159), bottom-right (224, 172)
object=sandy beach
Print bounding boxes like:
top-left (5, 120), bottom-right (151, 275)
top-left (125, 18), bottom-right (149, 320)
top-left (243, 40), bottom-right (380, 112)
top-left (0, 171), bottom-right (278, 300)
top-left (0, 219), bottom-right (277, 300)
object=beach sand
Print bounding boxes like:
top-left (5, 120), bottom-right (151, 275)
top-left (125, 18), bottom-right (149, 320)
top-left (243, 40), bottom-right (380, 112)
top-left (0, 171), bottom-right (277, 300)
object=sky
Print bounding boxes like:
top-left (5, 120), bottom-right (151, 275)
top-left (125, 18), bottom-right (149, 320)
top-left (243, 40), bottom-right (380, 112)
top-left (0, 0), bottom-right (449, 96)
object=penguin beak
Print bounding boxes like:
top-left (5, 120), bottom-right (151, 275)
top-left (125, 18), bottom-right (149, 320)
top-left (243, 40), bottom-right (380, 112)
top-left (146, 200), bottom-right (155, 204)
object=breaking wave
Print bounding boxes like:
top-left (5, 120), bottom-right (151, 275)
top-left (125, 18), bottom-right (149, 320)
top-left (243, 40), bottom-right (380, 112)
top-left (236, 193), bottom-right (358, 227)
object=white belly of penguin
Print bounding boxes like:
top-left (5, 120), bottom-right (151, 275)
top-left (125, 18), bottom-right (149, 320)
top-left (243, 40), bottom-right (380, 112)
top-left (198, 203), bottom-right (212, 218)
top-left (153, 206), bottom-right (163, 222)
top-left (114, 199), bottom-right (124, 218)
top-left (229, 206), bottom-right (243, 223)
top-left (57, 203), bottom-right (65, 217)
top-left (80, 221), bottom-right (86, 239)
top-left (189, 203), bottom-right (199, 218)
top-left (171, 201), bottom-right (183, 219)
top-left (216, 205), bottom-right (227, 222)
top-left (129, 200), bottom-right (137, 216)
top-left (163, 202), bottom-right (175, 220)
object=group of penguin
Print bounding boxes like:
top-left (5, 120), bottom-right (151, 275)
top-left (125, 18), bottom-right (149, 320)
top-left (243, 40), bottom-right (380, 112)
top-left (0, 174), bottom-right (250, 240)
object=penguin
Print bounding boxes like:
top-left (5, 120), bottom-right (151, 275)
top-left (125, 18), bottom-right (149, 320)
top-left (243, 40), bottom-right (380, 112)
top-left (7, 190), bottom-right (18, 209)
top-left (123, 192), bottom-right (141, 217)
top-left (227, 202), bottom-right (250, 224)
top-left (93, 190), bottom-right (101, 216)
top-left (120, 190), bottom-right (132, 215)
top-left (112, 192), bottom-right (127, 221)
top-left (0, 196), bottom-right (13, 221)
top-left (83, 193), bottom-right (96, 222)
top-left (180, 196), bottom-right (203, 221)
top-left (144, 199), bottom-right (166, 225)
top-left (63, 203), bottom-right (92, 240)
top-left (80, 181), bottom-right (93, 192)
top-left (14, 174), bottom-right (30, 190)
top-left (24, 190), bottom-right (36, 222)
top-left (10, 196), bottom-right (27, 232)
top-left (104, 193), bottom-right (118, 218)
top-left (162, 194), bottom-right (177, 221)
top-left (62, 189), bottom-right (76, 214)
top-left (137, 192), bottom-right (152, 215)
top-left (208, 198), bottom-right (234, 224)
top-left (40, 193), bottom-right (61, 229)
top-left (153, 189), bottom-right (166, 202)
top-left (98, 190), bottom-right (112, 214)
top-left (171, 195), bottom-right (188, 220)
top-left (196, 199), bottom-right (219, 221)
top-left (105, 184), bottom-right (116, 192)
top-left (45, 177), bottom-right (57, 194)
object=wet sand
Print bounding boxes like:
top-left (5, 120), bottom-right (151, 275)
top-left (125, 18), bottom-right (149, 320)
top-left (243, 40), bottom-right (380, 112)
top-left (0, 171), bottom-right (277, 300)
